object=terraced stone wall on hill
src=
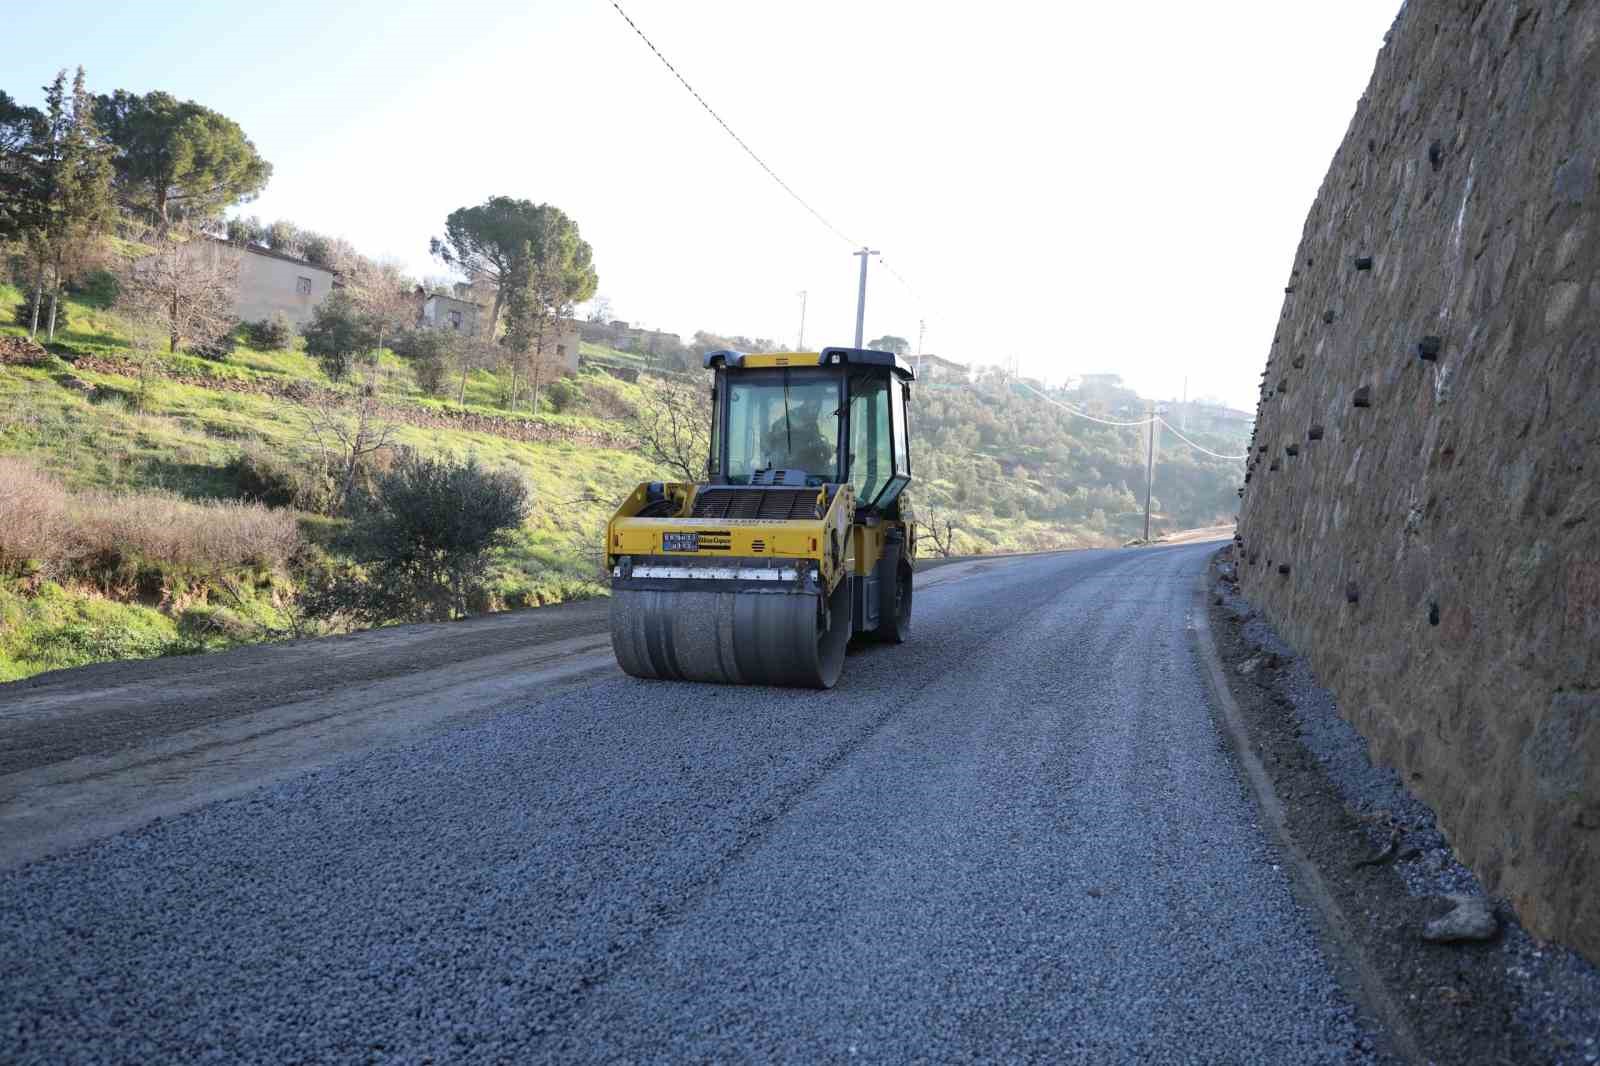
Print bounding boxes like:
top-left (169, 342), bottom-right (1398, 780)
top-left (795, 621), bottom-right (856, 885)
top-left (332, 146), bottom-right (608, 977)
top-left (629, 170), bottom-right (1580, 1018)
top-left (1234, 0), bottom-right (1600, 961)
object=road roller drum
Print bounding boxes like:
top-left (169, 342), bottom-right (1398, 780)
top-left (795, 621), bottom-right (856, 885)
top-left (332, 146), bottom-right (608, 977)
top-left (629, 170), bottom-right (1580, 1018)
top-left (610, 573), bottom-right (851, 688)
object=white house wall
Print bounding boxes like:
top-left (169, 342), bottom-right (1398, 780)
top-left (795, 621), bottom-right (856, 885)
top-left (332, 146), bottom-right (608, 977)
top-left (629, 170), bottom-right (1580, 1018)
top-left (230, 248), bottom-right (334, 328)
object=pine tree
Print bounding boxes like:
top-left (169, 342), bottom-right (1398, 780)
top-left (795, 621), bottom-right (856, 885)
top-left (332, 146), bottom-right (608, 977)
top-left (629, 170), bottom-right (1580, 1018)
top-left (93, 90), bottom-right (270, 230)
top-left (0, 91), bottom-right (46, 244)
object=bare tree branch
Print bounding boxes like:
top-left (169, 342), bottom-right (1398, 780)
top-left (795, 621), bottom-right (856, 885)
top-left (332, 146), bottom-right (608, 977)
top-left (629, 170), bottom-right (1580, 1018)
top-left (295, 362), bottom-right (397, 512)
top-left (634, 375), bottom-right (710, 482)
top-left (120, 223), bottom-right (239, 353)
top-left (916, 509), bottom-right (959, 558)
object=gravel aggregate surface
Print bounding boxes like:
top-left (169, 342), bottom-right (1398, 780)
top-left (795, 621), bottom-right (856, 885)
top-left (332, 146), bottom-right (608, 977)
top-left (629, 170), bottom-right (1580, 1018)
top-left (1, 544), bottom-right (1385, 1063)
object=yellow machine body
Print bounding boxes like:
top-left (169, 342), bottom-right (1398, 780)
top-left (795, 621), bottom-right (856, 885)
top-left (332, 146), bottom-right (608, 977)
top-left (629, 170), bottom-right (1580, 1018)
top-left (607, 480), bottom-right (854, 591)
top-left (605, 347), bottom-right (916, 688)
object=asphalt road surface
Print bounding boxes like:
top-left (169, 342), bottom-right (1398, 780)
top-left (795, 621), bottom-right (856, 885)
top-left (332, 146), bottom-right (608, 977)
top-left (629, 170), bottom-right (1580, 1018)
top-left (0, 543), bottom-right (1385, 1063)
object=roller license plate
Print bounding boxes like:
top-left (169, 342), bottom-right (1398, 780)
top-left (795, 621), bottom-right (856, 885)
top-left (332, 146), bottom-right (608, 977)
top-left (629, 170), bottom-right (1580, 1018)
top-left (662, 533), bottom-right (700, 553)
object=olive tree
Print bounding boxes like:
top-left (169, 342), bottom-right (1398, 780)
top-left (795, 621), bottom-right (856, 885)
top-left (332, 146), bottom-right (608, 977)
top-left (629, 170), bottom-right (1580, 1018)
top-left (306, 450), bottom-right (529, 624)
top-left (301, 290), bottom-right (375, 381)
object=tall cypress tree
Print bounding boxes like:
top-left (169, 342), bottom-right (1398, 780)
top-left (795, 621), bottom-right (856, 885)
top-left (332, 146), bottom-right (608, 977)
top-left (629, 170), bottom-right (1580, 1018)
top-left (21, 68), bottom-right (116, 341)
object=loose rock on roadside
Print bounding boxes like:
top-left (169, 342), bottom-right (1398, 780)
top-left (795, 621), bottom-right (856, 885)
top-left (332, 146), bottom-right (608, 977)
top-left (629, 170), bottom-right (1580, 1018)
top-left (1422, 896), bottom-right (1499, 944)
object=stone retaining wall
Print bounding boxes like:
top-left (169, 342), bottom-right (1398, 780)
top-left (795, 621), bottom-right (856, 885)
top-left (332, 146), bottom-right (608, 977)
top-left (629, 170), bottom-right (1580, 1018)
top-left (1235, 0), bottom-right (1600, 961)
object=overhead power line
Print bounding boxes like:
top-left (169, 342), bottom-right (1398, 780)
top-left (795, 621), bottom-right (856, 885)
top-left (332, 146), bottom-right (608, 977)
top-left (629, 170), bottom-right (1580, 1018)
top-left (1017, 381), bottom-right (1158, 428)
top-left (1018, 381), bottom-right (1249, 460)
top-left (879, 257), bottom-right (923, 304)
top-left (1154, 418), bottom-right (1249, 461)
top-left (607, 1), bottom-right (860, 248)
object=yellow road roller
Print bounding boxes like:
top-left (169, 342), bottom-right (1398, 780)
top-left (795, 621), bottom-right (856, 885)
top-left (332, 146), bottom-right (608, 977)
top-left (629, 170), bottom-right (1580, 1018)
top-left (606, 346), bottom-right (915, 688)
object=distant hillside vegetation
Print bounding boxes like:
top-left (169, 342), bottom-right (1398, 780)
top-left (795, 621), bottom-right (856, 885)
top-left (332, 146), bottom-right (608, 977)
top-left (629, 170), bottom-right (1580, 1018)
top-left (910, 372), bottom-right (1244, 552)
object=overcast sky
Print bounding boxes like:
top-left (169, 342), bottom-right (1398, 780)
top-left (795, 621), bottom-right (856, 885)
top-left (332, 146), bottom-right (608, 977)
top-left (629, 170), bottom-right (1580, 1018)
top-left (12, 0), bottom-right (1401, 409)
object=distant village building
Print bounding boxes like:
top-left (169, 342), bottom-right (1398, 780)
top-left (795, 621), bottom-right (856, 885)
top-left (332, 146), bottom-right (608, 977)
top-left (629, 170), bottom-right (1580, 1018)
top-left (577, 317), bottom-right (681, 357)
top-left (413, 290), bottom-right (581, 374)
top-left (913, 353), bottom-right (971, 383)
top-left (579, 317), bottom-right (618, 345)
top-left (1178, 401), bottom-right (1255, 435)
top-left (626, 327), bottom-right (682, 356)
top-left (209, 240), bottom-right (335, 329)
top-left (416, 288), bottom-right (483, 337)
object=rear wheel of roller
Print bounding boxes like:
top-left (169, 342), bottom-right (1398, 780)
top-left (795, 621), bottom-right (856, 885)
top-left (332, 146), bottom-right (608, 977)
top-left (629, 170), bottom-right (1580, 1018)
top-left (876, 563), bottom-right (913, 644)
top-left (610, 573), bottom-right (851, 689)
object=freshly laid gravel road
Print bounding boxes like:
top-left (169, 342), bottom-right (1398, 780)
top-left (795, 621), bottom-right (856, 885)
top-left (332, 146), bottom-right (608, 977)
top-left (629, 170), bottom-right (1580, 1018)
top-left (0, 544), bottom-right (1385, 1063)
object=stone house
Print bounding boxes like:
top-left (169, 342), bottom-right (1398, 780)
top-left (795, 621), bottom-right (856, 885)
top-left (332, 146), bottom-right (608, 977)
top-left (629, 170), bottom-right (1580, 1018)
top-left (412, 289), bottom-right (578, 375)
top-left (210, 240), bottom-right (336, 329)
top-left (625, 326), bottom-right (682, 356)
top-left (578, 318), bottom-right (626, 345)
top-left (548, 319), bottom-right (581, 374)
top-left (578, 318), bottom-right (681, 357)
top-left (416, 289), bottom-right (483, 337)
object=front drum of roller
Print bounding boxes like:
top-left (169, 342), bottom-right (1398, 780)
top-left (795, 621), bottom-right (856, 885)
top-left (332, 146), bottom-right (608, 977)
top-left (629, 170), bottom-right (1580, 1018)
top-left (609, 575), bottom-right (850, 689)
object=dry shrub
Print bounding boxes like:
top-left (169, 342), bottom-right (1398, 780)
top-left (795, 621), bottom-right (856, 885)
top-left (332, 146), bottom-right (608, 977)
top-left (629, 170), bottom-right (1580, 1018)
top-left (0, 456), bottom-right (301, 579)
top-left (80, 492), bottom-right (301, 572)
top-left (0, 459), bottom-right (74, 573)
top-left (585, 377), bottom-right (639, 422)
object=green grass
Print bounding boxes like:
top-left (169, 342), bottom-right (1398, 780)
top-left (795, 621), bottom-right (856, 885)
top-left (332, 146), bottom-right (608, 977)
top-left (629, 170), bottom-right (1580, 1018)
top-left (0, 575), bottom-right (294, 683)
top-left (0, 580), bottom-right (181, 682)
top-left (579, 340), bottom-right (648, 368)
top-left (1, 284), bottom-right (668, 679)
top-left (229, 343), bottom-right (328, 381)
top-left (0, 353), bottom-right (656, 578)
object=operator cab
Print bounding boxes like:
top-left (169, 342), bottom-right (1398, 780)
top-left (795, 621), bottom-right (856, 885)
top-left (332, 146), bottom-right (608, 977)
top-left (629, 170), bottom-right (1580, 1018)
top-left (704, 347), bottom-right (913, 513)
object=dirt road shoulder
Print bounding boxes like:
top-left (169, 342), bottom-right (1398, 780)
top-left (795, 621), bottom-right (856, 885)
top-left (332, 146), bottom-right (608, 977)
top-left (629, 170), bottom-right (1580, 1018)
top-left (0, 602), bottom-right (617, 871)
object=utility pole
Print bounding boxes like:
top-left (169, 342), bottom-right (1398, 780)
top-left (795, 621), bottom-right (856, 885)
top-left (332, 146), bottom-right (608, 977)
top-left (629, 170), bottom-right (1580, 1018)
top-left (916, 318), bottom-right (925, 378)
top-left (1143, 404), bottom-right (1161, 541)
top-left (1181, 376), bottom-right (1188, 431)
top-left (853, 247), bottom-right (878, 348)
top-left (797, 290), bottom-right (808, 350)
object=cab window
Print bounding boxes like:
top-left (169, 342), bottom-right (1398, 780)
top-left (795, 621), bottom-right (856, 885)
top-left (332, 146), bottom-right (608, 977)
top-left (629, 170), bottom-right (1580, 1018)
top-left (849, 374), bottom-right (892, 503)
top-left (725, 371), bottom-right (841, 485)
top-left (890, 380), bottom-right (910, 475)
